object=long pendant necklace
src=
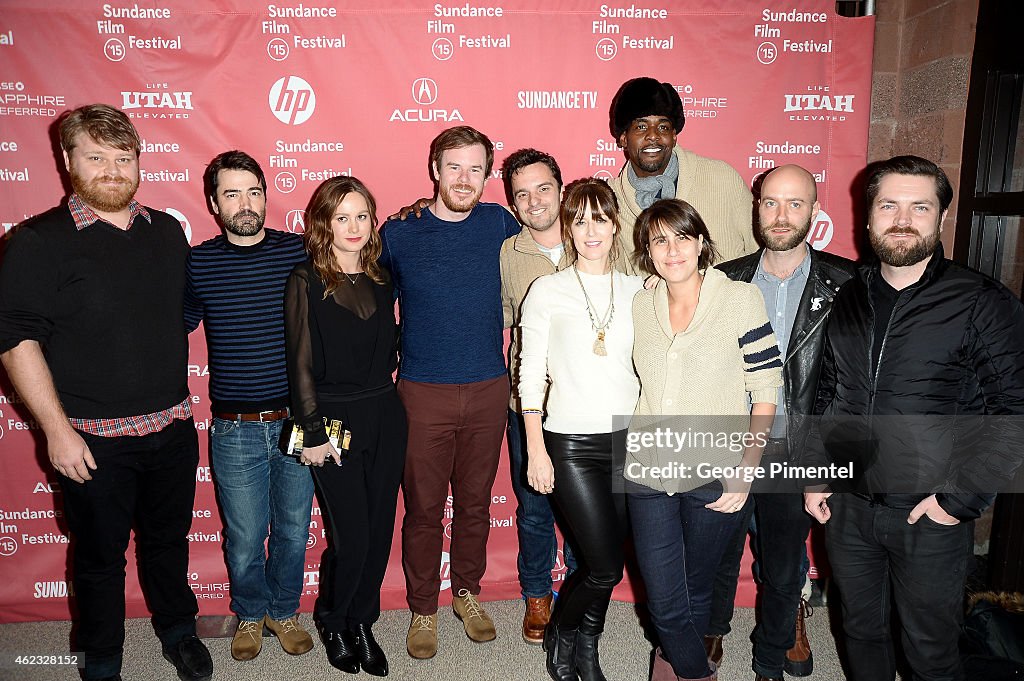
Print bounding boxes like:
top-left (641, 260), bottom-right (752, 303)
top-left (573, 264), bottom-right (614, 356)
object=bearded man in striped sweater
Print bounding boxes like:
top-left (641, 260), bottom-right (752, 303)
top-left (185, 150), bottom-right (314, 662)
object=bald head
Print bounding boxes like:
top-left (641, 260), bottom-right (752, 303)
top-left (757, 164), bottom-right (820, 252)
top-left (763, 164), bottom-right (817, 203)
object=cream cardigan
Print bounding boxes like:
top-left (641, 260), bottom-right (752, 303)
top-left (611, 145), bottom-right (758, 263)
top-left (627, 268), bottom-right (783, 493)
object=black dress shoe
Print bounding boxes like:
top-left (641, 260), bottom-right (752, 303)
top-left (161, 634), bottom-right (213, 681)
top-left (322, 628), bottom-right (360, 674)
top-left (354, 622), bottom-right (389, 677)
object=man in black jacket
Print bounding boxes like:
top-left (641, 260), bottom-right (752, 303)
top-left (711, 165), bottom-right (856, 681)
top-left (804, 155), bottom-right (1024, 681)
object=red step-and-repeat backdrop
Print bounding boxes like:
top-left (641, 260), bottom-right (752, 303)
top-left (0, 0), bottom-right (873, 623)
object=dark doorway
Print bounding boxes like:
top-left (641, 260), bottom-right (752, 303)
top-left (955, 0), bottom-right (1024, 592)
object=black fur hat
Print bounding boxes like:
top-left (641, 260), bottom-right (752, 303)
top-left (609, 77), bottom-right (685, 138)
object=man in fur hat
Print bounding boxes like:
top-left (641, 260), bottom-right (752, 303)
top-left (609, 76), bottom-right (757, 262)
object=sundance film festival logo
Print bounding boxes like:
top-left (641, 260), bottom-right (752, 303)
top-left (270, 76), bottom-right (316, 125)
top-left (390, 77), bottom-right (463, 123)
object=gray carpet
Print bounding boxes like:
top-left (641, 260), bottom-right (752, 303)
top-left (0, 601), bottom-right (853, 680)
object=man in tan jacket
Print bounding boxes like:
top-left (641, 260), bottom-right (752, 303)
top-left (609, 76), bottom-right (757, 262)
top-left (498, 148), bottom-right (576, 645)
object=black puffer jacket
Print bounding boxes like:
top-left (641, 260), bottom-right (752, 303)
top-left (717, 246), bottom-right (857, 457)
top-left (809, 245), bottom-right (1024, 520)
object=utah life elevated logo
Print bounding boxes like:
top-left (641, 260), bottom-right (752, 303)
top-left (390, 77), bottom-right (464, 123)
top-left (269, 76), bottom-right (316, 125)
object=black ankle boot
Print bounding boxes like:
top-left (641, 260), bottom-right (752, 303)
top-left (545, 623), bottom-right (579, 681)
top-left (354, 622), bottom-right (388, 677)
top-left (575, 593), bottom-right (611, 681)
top-left (321, 627), bottom-right (359, 674)
top-left (576, 631), bottom-right (608, 681)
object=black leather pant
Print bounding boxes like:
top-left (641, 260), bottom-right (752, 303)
top-left (544, 430), bottom-right (628, 634)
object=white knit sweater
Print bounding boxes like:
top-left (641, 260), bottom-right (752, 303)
top-left (518, 268), bottom-right (644, 434)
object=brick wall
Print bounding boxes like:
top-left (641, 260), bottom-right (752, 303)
top-left (868, 0), bottom-right (980, 249)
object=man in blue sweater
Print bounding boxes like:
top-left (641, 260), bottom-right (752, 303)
top-left (185, 151), bottom-right (313, 662)
top-left (380, 126), bottom-right (520, 660)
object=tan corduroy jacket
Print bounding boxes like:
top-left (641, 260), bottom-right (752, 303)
top-left (611, 145), bottom-right (758, 263)
top-left (500, 228), bottom-right (568, 413)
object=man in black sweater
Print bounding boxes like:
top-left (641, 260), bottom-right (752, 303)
top-left (0, 104), bottom-right (212, 681)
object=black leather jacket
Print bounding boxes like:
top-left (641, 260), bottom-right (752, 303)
top-left (807, 245), bottom-right (1024, 520)
top-left (717, 246), bottom-right (857, 457)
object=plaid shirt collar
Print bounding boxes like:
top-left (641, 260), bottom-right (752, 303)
top-left (68, 192), bottom-right (151, 231)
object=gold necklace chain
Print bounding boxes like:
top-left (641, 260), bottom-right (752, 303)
top-left (572, 264), bottom-right (614, 356)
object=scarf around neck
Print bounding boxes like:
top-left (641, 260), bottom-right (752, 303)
top-left (627, 149), bottom-right (679, 210)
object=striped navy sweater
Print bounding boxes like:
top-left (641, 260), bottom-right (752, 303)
top-left (185, 228), bottom-right (307, 413)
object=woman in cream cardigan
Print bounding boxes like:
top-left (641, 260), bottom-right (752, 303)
top-left (518, 177), bottom-right (643, 681)
top-left (626, 199), bottom-right (782, 681)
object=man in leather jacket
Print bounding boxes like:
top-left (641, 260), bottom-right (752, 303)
top-left (708, 165), bottom-right (856, 681)
top-left (804, 155), bottom-right (1024, 681)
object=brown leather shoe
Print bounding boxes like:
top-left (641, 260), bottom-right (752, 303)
top-left (230, 618), bottom-right (263, 661)
top-left (703, 634), bottom-right (724, 666)
top-left (406, 612), bottom-right (438, 659)
top-left (452, 588), bottom-right (497, 642)
top-left (264, 615), bottom-right (314, 655)
top-left (783, 599), bottom-right (813, 676)
top-left (522, 594), bottom-right (552, 644)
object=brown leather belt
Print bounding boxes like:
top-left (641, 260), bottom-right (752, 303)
top-left (213, 409), bottom-right (290, 422)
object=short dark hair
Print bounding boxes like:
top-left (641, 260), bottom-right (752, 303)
top-left (500, 148), bottom-right (563, 204)
top-left (58, 104), bottom-right (140, 156)
top-left (429, 125), bottom-right (494, 177)
top-left (633, 199), bottom-right (719, 275)
top-left (865, 155), bottom-right (953, 213)
top-left (204, 150), bottom-right (267, 202)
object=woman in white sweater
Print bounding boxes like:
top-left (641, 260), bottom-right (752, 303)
top-left (519, 177), bottom-right (643, 681)
top-left (626, 199), bottom-right (782, 681)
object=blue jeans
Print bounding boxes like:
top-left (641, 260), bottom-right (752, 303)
top-left (507, 410), bottom-right (576, 598)
top-left (629, 484), bottom-right (744, 679)
top-left (210, 417), bottom-right (314, 621)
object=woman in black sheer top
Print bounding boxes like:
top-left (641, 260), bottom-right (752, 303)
top-left (284, 176), bottom-right (406, 677)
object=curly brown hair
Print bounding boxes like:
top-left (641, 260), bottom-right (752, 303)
top-left (303, 176), bottom-right (386, 295)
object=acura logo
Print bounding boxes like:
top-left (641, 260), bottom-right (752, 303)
top-left (412, 78), bottom-right (438, 105)
top-left (286, 209), bottom-right (305, 233)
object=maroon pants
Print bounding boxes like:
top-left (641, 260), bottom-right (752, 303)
top-left (398, 376), bottom-right (509, 614)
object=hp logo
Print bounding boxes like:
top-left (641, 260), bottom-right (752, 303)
top-left (269, 75), bottom-right (316, 125)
